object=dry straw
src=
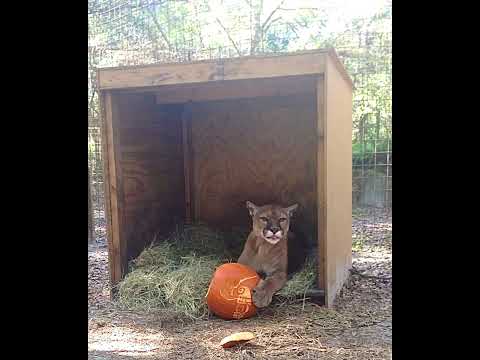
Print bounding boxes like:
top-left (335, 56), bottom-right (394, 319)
top-left (117, 223), bottom-right (316, 319)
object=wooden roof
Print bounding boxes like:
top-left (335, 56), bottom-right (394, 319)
top-left (97, 48), bottom-right (353, 91)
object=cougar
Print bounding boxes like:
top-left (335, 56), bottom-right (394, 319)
top-left (237, 201), bottom-right (299, 308)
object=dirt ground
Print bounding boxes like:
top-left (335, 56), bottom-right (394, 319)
top-left (88, 208), bottom-right (391, 359)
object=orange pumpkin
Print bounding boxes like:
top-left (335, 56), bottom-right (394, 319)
top-left (206, 263), bottom-right (260, 320)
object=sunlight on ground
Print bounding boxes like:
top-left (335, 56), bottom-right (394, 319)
top-left (363, 221), bottom-right (391, 227)
top-left (89, 250), bottom-right (108, 261)
top-left (353, 254), bottom-right (391, 263)
top-left (89, 325), bottom-right (169, 357)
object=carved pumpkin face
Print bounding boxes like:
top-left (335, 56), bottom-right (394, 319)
top-left (205, 263), bottom-right (260, 320)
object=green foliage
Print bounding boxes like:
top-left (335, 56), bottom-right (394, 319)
top-left (264, 30), bottom-right (291, 52)
top-left (316, 4), bottom-right (392, 166)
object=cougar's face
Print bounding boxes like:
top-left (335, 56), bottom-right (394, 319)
top-left (246, 201), bottom-right (298, 245)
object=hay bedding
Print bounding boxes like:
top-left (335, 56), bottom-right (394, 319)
top-left (117, 223), bottom-right (316, 319)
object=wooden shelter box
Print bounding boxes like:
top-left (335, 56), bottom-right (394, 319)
top-left (97, 49), bottom-right (353, 306)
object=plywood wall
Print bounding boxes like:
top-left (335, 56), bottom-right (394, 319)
top-left (115, 94), bottom-right (185, 263)
top-left (322, 58), bottom-right (353, 306)
top-left (190, 93), bottom-right (318, 243)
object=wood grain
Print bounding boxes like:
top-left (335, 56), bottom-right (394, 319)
top-left (323, 56), bottom-right (353, 307)
top-left (190, 93), bottom-right (317, 237)
top-left (100, 92), bottom-right (115, 292)
top-left (98, 51), bottom-right (328, 90)
top-left (154, 75), bottom-right (317, 104)
top-left (222, 53), bottom-right (325, 81)
top-left (116, 94), bottom-right (185, 267)
top-left (316, 77), bottom-right (326, 292)
top-left (99, 61), bottom-right (218, 90)
top-left (181, 103), bottom-right (194, 223)
top-left (102, 92), bottom-right (126, 287)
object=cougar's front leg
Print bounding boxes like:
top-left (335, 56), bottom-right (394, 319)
top-left (252, 271), bottom-right (287, 308)
top-left (238, 248), bottom-right (255, 269)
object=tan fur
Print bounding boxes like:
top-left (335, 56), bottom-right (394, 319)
top-left (238, 201), bottom-right (298, 308)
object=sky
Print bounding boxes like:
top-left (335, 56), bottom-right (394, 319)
top-left (284, 0), bottom-right (390, 34)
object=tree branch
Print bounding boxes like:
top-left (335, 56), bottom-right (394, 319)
top-left (262, 16), bottom-right (282, 37)
top-left (286, 22), bottom-right (299, 37)
top-left (146, 6), bottom-right (172, 52)
top-left (278, 7), bottom-right (320, 11)
top-left (250, 0), bottom-right (287, 54)
top-left (261, 0), bottom-right (287, 30)
top-left (216, 18), bottom-right (242, 56)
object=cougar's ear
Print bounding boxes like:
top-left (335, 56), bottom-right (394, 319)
top-left (246, 201), bottom-right (259, 217)
top-left (285, 204), bottom-right (299, 218)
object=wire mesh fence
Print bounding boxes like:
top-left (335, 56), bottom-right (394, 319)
top-left (336, 30), bottom-right (392, 208)
top-left (88, 0), bottom-right (392, 240)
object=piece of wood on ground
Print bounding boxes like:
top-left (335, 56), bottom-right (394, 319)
top-left (220, 331), bottom-right (256, 348)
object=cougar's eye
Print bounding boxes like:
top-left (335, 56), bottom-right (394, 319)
top-left (260, 217), bottom-right (268, 222)
top-left (279, 218), bottom-right (287, 223)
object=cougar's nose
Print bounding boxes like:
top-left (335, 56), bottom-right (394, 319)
top-left (270, 227), bottom-right (280, 234)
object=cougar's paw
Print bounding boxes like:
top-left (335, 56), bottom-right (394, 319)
top-left (252, 287), bottom-right (273, 308)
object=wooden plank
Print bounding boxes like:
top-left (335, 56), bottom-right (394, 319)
top-left (100, 92), bottom-right (121, 295)
top-left (154, 76), bottom-right (316, 104)
top-left (102, 49), bottom-right (331, 71)
top-left (100, 91), bottom-right (115, 288)
top-left (302, 289), bottom-right (325, 305)
top-left (182, 103), bottom-right (193, 223)
top-left (99, 62), bottom-right (218, 90)
top-left (326, 49), bottom-right (354, 90)
top-left (279, 288), bottom-right (325, 306)
top-left (323, 55), bottom-right (353, 307)
top-left (101, 92), bottom-right (125, 289)
top-left (223, 53), bottom-right (325, 81)
top-left (316, 77), bottom-right (327, 293)
top-left (98, 51), bottom-right (327, 90)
